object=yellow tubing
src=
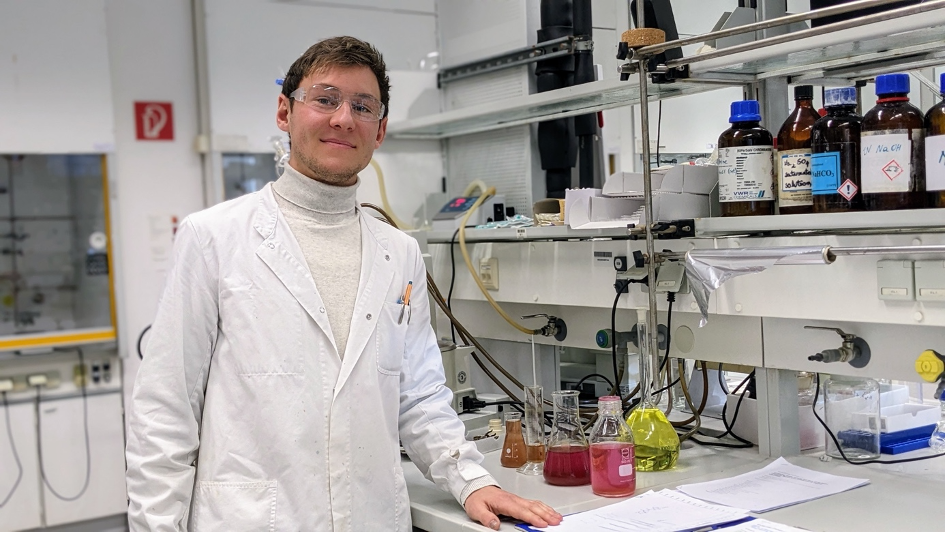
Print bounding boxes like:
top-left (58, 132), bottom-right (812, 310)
top-left (369, 158), bottom-right (412, 230)
top-left (458, 187), bottom-right (540, 336)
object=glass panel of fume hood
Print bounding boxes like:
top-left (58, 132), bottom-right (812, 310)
top-left (0, 154), bottom-right (115, 347)
top-left (223, 153), bottom-right (279, 200)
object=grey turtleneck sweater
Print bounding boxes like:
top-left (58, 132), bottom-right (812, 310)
top-left (273, 164), bottom-right (361, 359)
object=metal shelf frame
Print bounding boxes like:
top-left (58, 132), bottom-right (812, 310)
top-left (387, 1), bottom-right (945, 140)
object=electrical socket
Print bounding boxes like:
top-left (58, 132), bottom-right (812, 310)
top-left (27, 373), bottom-right (49, 387)
top-left (479, 258), bottom-right (499, 291)
top-left (73, 364), bottom-right (88, 387)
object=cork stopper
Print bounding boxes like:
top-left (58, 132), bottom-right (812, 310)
top-left (621, 28), bottom-right (666, 48)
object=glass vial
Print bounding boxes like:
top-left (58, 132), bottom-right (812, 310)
top-left (925, 72), bottom-right (945, 208)
top-left (718, 100), bottom-right (776, 216)
top-left (812, 87), bottom-right (863, 213)
top-left (861, 73), bottom-right (926, 211)
top-left (543, 390), bottom-right (590, 486)
top-left (777, 85), bottom-right (819, 214)
top-left (823, 374), bottom-right (880, 460)
top-left (590, 396), bottom-right (636, 498)
top-left (500, 411), bottom-right (527, 468)
top-left (517, 385), bottom-right (546, 475)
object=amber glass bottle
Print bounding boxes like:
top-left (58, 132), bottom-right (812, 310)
top-left (861, 73), bottom-right (925, 210)
top-left (812, 87), bottom-right (863, 213)
top-left (777, 85), bottom-right (819, 214)
top-left (925, 72), bottom-right (945, 208)
top-left (718, 100), bottom-right (775, 217)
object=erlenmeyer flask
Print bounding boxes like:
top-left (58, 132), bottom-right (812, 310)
top-left (626, 310), bottom-right (680, 471)
top-left (543, 390), bottom-right (590, 486)
top-left (500, 411), bottom-right (527, 468)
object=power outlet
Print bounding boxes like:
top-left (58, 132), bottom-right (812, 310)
top-left (479, 258), bottom-right (499, 291)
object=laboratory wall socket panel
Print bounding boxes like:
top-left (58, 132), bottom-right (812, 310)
top-left (479, 258), bottom-right (499, 291)
top-left (876, 259), bottom-right (915, 301)
top-left (914, 260), bottom-right (945, 302)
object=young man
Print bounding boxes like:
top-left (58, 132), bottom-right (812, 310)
top-left (125, 36), bottom-right (562, 531)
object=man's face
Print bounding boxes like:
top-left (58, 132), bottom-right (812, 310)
top-left (276, 65), bottom-right (387, 186)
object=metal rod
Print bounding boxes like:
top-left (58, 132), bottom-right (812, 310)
top-left (658, 244), bottom-right (945, 263)
top-left (438, 36), bottom-right (573, 84)
top-left (635, 0), bottom-right (661, 407)
top-left (830, 245), bottom-right (945, 255)
top-left (633, 0), bottom-right (906, 58)
top-left (662, 0), bottom-right (945, 70)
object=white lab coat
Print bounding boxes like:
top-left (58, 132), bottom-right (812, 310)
top-left (126, 184), bottom-right (490, 531)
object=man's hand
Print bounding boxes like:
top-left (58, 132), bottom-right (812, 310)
top-left (464, 485), bottom-right (562, 531)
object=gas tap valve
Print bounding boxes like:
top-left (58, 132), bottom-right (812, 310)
top-left (522, 313), bottom-right (568, 342)
top-left (805, 326), bottom-right (871, 368)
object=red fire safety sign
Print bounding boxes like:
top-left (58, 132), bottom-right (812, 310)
top-left (135, 102), bottom-right (174, 141)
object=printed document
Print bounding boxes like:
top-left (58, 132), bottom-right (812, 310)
top-left (715, 518), bottom-right (806, 531)
top-left (520, 489), bottom-right (748, 532)
top-left (676, 457), bottom-right (869, 512)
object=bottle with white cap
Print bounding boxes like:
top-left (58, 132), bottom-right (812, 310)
top-left (812, 87), bottom-right (863, 213)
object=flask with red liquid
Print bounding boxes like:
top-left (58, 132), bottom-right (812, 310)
top-left (589, 396), bottom-right (636, 497)
top-left (543, 390), bottom-right (590, 486)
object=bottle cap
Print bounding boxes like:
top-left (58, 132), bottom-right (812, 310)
top-left (824, 87), bottom-right (857, 107)
top-left (940, 72), bottom-right (945, 94)
top-left (729, 100), bottom-right (761, 123)
top-left (794, 85), bottom-right (814, 100)
top-left (875, 73), bottom-right (910, 96)
top-left (598, 396), bottom-right (622, 410)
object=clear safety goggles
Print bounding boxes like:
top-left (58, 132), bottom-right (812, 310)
top-left (289, 84), bottom-right (386, 122)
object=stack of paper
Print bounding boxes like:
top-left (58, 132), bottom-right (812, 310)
top-left (676, 457), bottom-right (869, 512)
top-left (715, 518), bottom-right (805, 531)
top-left (518, 489), bottom-right (749, 532)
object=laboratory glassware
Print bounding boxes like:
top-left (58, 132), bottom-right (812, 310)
top-left (543, 390), bottom-right (590, 486)
top-left (626, 310), bottom-right (680, 471)
top-left (925, 72), bottom-right (945, 208)
top-left (717, 100), bottom-right (775, 216)
top-left (776, 85), bottom-right (819, 214)
top-left (517, 386), bottom-right (545, 475)
top-left (823, 374), bottom-right (881, 460)
top-left (812, 87), bottom-right (863, 212)
top-left (589, 396), bottom-right (636, 497)
top-left (500, 411), bottom-right (527, 468)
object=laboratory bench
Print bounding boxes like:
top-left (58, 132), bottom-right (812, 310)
top-left (403, 444), bottom-right (945, 532)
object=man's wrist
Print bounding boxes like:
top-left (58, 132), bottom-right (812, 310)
top-left (460, 475), bottom-right (500, 507)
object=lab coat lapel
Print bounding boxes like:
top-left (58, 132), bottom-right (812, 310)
top-left (253, 186), bottom-right (337, 352)
top-left (334, 213), bottom-right (392, 399)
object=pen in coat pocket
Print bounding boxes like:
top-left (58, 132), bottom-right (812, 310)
top-left (398, 281), bottom-right (413, 324)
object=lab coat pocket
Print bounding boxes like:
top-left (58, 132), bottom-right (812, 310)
top-left (192, 480), bottom-right (277, 532)
top-left (377, 302), bottom-right (408, 376)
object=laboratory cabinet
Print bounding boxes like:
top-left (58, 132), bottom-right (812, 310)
top-left (0, 390), bottom-right (127, 530)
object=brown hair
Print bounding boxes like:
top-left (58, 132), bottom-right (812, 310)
top-left (282, 36), bottom-right (390, 118)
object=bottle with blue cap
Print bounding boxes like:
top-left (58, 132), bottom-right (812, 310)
top-left (861, 73), bottom-right (926, 211)
top-left (924, 72), bottom-right (945, 208)
top-left (811, 87), bottom-right (863, 213)
top-left (717, 100), bottom-right (775, 217)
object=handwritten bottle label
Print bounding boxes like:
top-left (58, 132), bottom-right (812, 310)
top-left (777, 149), bottom-right (812, 207)
top-left (926, 135), bottom-right (945, 192)
top-left (811, 152), bottom-right (840, 195)
top-left (860, 132), bottom-right (913, 193)
top-left (717, 146), bottom-right (774, 203)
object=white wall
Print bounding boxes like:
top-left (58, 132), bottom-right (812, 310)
top-left (104, 0), bottom-right (205, 413)
top-left (0, 0), bottom-right (115, 152)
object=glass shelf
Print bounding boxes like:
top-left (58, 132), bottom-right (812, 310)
top-left (387, 7), bottom-right (945, 140)
top-left (694, 208), bottom-right (945, 238)
top-left (689, 9), bottom-right (945, 82)
top-left (386, 78), bottom-right (733, 140)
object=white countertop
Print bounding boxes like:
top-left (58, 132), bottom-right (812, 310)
top-left (403, 443), bottom-right (945, 532)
